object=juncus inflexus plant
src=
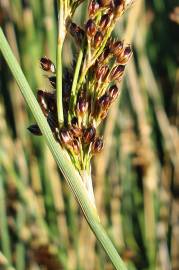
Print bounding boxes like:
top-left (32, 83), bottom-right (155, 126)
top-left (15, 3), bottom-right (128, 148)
top-left (28, 0), bottom-right (133, 207)
top-left (0, 0), bottom-right (133, 269)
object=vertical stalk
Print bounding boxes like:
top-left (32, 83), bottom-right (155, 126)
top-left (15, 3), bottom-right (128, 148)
top-left (56, 0), bottom-right (66, 125)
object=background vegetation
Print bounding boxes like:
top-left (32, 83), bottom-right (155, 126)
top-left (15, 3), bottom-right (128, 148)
top-left (0, 0), bottom-right (178, 269)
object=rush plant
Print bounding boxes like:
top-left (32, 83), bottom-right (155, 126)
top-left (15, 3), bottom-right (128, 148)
top-left (0, 0), bottom-right (134, 269)
top-left (28, 0), bottom-right (133, 207)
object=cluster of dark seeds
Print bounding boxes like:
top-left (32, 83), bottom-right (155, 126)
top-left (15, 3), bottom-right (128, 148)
top-left (28, 0), bottom-right (133, 170)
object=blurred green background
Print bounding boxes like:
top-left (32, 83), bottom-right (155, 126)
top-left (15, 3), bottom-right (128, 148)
top-left (0, 0), bottom-right (179, 269)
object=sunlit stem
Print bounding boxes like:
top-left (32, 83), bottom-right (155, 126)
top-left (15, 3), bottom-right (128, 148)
top-left (56, 0), bottom-right (66, 126)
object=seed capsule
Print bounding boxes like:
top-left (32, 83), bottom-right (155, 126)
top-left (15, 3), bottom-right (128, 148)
top-left (92, 137), bottom-right (104, 153)
top-left (83, 126), bottom-right (96, 144)
top-left (113, 0), bottom-right (125, 16)
top-left (98, 47), bottom-right (111, 63)
top-left (93, 31), bottom-right (103, 48)
top-left (76, 96), bottom-right (89, 116)
top-left (109, 40), bottom-right (123, 56)
top-left (117, 45), bottom-right (132, 64)
top-left (98, 93), bottom-right (111, 109)
top-left (40, 57), bottom-right (55, 73)
top-left (99, 14), bottom-right (112, 31)
top-left (95, 65), bottom-right (109, 81)
top-left (47, 112), bottom-right (58, 131)
top-left (49, 76), bottom-right (56, 88)
top-left (67, 21), bottom-right (85, 45)
top-left (72, 139), bottom-right (80, 155)
top-left (70, 117), bottom-right (82, 137)
top-left (27, 124), bottom-right (42, 136)
top-left (86, 19), bottom-right (97, 38)
top-left (88, 0), bottom-right (100, 17)
top-left (100, 0), bottom-right (112, 7)
top-left (37, 90), bottom-right (56, 116)
top-left (60, 128), bottom-right (73, 146)
top-left (109, 65), bottom-right (125, 80)
top-left (108, 84), bottom-right (119, 101)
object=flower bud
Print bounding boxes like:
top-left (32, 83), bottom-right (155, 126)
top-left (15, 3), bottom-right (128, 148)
top-left (109, 64), bottom-right (125, 80)
top-left (76, 96), bottom-right (89, 116)
top-left (49, 76), bottom-right (56, 88)
top-left (86, 19), bottom-right (97, 38)
top-left (92, 137), bottom-right (104, 154)
top-left (28, 124), bottom-right (42, 136)
top-left (108, 84), bottom-right (119, 101)
top-left (95, 65), bottom-right (109, 81)
top-left (117, 45), bottom-right (132, 64)
top-left (93, 31), bottom-right (103, 48)
top-left (40, 57), bottom-right (55, 73)
top-left (83, 126), bottom-right (96, 144)
top-left (88, 0), bottom-right (100, 17)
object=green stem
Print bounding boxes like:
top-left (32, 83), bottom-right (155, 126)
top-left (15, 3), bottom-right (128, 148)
top-left (56, 0), bottom-right (65, 125)
top-left (69, 47), bottom-right (84, 122)
top-left (0, 28), bottom-right (128, 270)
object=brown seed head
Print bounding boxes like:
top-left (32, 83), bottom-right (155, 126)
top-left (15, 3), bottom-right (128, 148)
top-left (95, 65), bottom-right (109, 81)
top-left (49, 76), bottom-right (56, 88)
top-left (98, 93), bottom-right (111, 109)
top-left (92, 137), bottom-right (104, 153)
top-left (100, 0), bottom-right (112, 7)
top-left (117, 45), bottom-right (132, 64)
top-left (70, 117), bottom-right (82, 137)
top-left (99, 13), bottom-right (113, 31)
top-left (28, 124), bottom-right (42, 136)
top-left (72, 139), bottom-right (80, 155)
top-left (83, 126), bottom-right (96, 144)
top-left (108, 84), bottom-right (119, 101)
top-left (40, 57), bottom-right (55, 73)
top-left (93, 31), bottom-right (103, 48)
top-left (109, 40), bottom-right (123, 56)
top-left (60, 128), bottom-right (73, 146)
top-left (109, 64), bottom-right (125, 80)
top-left (86, 19), bottom-right (97, 38)
top-left (76, 96), bottom-right (89, 116)
top-left (88, 0), bottom-right (100, 17)
top-left (113, 0), bottom-right (125, 16)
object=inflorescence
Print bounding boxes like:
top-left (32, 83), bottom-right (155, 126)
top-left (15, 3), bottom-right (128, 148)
top-left (28, 0), bottom-right (133, 172)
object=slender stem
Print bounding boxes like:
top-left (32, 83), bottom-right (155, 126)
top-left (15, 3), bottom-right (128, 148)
top-left (80, 170), bottom-right (96, 209)
top-left (0, 28), bottom-right (128, 270)
top-left (56, 0), bottom-right (66, 125)
top-left (69, 47), bottom-right (84, 121)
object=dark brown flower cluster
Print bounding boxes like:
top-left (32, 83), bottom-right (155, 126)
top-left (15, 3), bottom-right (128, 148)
top-left (28, 0), bottom-right (133, 170)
